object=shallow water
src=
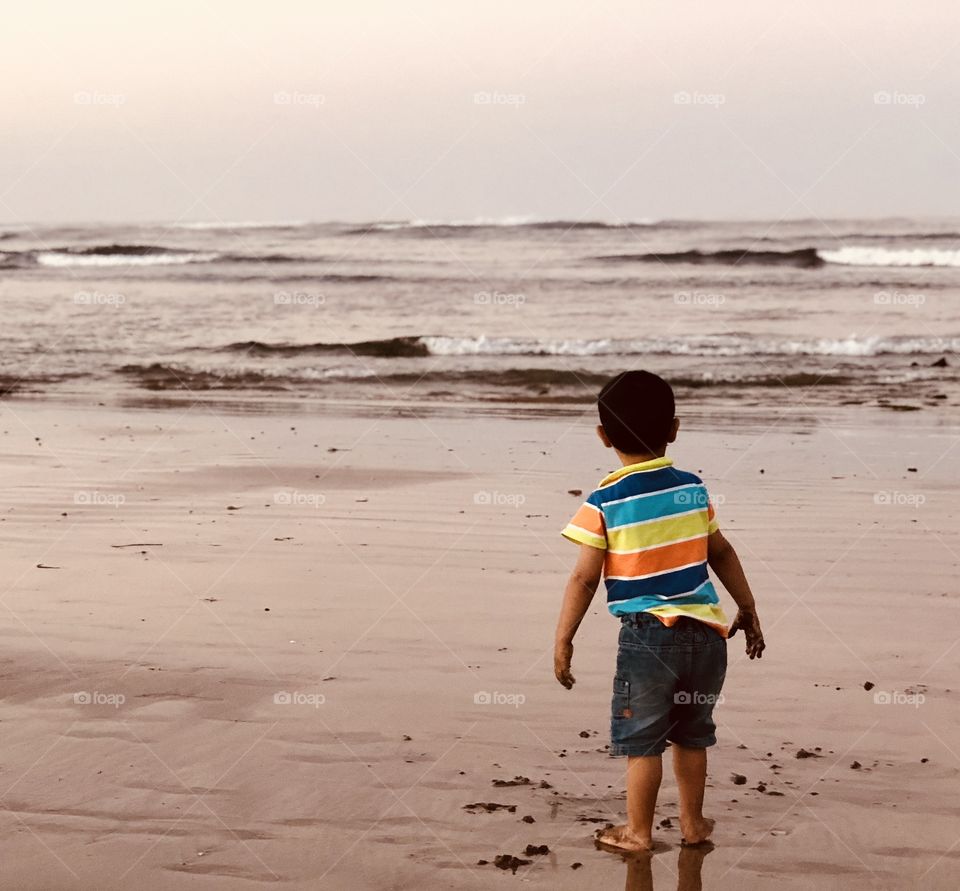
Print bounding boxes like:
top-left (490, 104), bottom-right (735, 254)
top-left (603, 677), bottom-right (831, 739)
top-left (2, 217), bottom-right (958, 410)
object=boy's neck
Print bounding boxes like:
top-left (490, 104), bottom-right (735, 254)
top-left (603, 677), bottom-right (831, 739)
top-left (614, 446), bottom-right (668, 467)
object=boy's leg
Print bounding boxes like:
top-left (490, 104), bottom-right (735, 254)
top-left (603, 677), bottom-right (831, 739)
top-left (597, 754), bottom-right (661, 851)
top-left (599, 614), bottom-right (682, 852)
top-left (627, 753), bottom-right (662, 840)
top-left (672, 744), bottom-right (714, 845)
top-left (671, 623), bottom-right (726, 846)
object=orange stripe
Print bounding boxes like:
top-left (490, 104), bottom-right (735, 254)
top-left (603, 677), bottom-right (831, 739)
top-left (569, 503), bottom-right (604, 538)
top-left (605, 536), bottom-right (707, 578)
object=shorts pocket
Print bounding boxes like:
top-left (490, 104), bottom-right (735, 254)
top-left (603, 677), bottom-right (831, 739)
top-left (612, 675), bottom-right (631, 719)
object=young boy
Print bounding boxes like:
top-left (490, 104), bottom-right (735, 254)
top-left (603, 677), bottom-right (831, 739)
top-left (553, 370), bottom-right (765, 851)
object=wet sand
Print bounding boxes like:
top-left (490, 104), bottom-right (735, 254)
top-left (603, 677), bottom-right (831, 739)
top-left (0, 399), bottom-right (956, 889)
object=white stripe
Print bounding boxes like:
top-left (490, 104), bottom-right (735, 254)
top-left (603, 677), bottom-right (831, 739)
top-left (655, 581), bottom-right (713, 601)
top-left (602, 483), bottom-right (700, 508)
top-left (607, 580), bottom-right (712, 606)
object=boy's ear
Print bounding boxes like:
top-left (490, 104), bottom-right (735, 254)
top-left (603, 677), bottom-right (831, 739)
top-left (667, 417), bottom-right (680, 443)
top-left (596, 425), bottom-right (613, 448)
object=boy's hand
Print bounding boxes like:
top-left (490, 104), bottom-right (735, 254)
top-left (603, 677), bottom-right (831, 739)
top-left (554, 639), bottom-right (575, 689)
top-left (729, 608), bottom-right (765, 659)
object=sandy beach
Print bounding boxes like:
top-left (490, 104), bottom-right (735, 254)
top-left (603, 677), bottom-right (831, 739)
top-left (0, 396), bottom-right (955, 889)
top-left (5, 0), bottom-right (960, 886)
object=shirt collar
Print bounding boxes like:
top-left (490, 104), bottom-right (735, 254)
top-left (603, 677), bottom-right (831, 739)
top-left (599, 456), bottom-right (673, 487)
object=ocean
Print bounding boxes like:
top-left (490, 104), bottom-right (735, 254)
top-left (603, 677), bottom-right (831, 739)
top-left (2, 217), bottom-right (958, 415)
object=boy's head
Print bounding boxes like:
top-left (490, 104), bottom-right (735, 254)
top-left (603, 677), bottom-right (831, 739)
top-left (596, 370), bottom-right (678, 457)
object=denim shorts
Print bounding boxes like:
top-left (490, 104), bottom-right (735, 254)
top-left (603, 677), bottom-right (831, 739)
top-left (610, 612), bottom-right (727, 757)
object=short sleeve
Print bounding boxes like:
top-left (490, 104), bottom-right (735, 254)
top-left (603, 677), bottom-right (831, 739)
top-left (706, 492), bottom-right (720, 534)
top-left (561, 496), bottom-right (607, 550)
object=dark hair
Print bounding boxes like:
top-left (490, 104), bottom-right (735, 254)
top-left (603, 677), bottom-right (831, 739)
top-left (598, 370), bottom-right (675, 454)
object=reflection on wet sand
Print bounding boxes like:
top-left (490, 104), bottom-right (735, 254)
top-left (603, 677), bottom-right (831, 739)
top-left (605, 842), bottom-right (714, 891)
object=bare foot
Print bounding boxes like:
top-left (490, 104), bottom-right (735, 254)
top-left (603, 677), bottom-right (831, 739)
top-left (595, 823), bottom-right (654, 852)
top-left (680, 816), bottom-right (715, 846)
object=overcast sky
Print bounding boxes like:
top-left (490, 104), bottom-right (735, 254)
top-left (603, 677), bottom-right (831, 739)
top-left (2, 1), bottom-right (958, 223)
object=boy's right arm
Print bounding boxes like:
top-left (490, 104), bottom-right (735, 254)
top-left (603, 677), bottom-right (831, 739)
top-left (707, 530), bottom-right (765, 659)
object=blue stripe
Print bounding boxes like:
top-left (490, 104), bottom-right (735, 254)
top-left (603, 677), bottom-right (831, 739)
top-left (604, 485), bottom-right (709, 530)
top-left (608, 581), bottom-right (720, 616)
top-left (606, 564), bottom-right (710, 601)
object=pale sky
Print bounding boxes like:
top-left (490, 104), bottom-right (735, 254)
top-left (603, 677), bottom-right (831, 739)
top-left (2, 0), bottom-right (958, 223)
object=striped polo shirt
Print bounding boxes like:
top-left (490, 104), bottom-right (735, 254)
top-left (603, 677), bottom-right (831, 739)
top-left (561, 456), bottom-right (729, 636)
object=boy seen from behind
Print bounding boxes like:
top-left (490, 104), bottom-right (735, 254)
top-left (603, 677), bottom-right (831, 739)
top-left (554, 370), bottom-right (765, 851)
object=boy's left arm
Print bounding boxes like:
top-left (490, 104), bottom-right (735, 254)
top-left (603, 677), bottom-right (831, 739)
top-left (553, 543), bottom-right (605, 689)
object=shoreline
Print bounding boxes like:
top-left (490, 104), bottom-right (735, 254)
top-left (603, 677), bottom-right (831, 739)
top-left (1, 382), bottom-right (958, 428)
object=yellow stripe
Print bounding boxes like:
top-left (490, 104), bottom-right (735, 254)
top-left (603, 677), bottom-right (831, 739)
top-left (646, 603), bottom-right (730, 636)
top-left (607, 511), bottom-right (710, 551)
top-left (561, 525), bottom-right (606, 549)
top-left (598, 456), bottom-right (673, 488)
